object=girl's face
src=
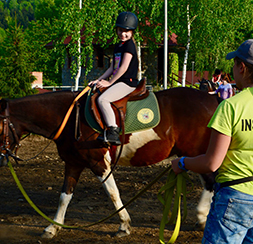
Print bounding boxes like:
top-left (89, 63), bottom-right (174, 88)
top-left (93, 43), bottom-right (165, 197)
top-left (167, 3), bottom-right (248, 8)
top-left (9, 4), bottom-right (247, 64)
top-left (116, 27), bottom-right (133, 42)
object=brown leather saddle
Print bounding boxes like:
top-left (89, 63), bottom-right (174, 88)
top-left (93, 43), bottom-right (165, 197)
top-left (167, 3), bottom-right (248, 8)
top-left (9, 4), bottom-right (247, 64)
top-left (90, 77), bottom-right (149, 130)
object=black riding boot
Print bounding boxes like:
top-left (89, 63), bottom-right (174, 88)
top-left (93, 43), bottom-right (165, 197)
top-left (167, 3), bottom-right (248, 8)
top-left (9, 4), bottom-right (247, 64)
top-left (105, 126), bottom-right (121, 145)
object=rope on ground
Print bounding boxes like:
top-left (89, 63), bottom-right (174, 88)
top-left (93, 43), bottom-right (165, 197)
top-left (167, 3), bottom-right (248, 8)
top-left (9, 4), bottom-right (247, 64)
top-left (8, 159), bottom-right (171, 229)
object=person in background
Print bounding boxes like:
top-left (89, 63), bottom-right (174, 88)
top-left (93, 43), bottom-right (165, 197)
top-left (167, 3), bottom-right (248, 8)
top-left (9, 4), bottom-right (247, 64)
top-left (89, 12), bottom-right (139, 145)
top-left (209, 74), bottom-right (233, 99)
top-left (172, 39), bottom-right (253, 243)
top-left (212, 68), bottom-right (222, 86)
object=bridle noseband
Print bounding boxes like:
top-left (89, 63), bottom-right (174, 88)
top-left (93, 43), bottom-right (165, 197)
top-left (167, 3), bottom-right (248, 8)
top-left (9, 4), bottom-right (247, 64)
top-left (0, 103), bottom-right (22, 164)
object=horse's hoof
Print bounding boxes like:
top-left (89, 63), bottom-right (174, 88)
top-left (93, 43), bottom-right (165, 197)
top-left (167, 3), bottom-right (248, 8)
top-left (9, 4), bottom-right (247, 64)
top-left (41, 231), bottom-right (55, 239)
top-left (115, 230), bottom-right (130, 238)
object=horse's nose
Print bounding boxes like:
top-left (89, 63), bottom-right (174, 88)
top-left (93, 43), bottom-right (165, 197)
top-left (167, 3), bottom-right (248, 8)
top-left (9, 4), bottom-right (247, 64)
top-left (0, 154), bottom-right (7, 167)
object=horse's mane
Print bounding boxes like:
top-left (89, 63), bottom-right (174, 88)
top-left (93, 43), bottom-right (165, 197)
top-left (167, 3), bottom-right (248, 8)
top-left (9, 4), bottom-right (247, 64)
top-left (1, 90), bottom-right (88, 117)
top-left (17, 90), bottom-right (77, 101)
top-left (7, 90), bottom-right (88, 107)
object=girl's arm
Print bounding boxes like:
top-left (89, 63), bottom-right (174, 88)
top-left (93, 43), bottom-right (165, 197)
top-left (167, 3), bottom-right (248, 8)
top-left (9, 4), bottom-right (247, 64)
top-left (172, 129), bottom-right (231, 174)
top-left (96, 53), bottom-right (133, 88)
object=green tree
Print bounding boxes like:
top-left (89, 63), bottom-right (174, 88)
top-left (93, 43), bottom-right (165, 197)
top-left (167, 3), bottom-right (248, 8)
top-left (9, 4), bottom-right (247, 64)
top-left (0, 20), bottom-right (36, 98)
top-left (0, 0), bottom-right (166, 92)
top-left (169, 53), bottom-right (179, 87)
top-left (169, 0), bottom-right (253, 77)
top-left (31, 0), bottom-right (165, 85)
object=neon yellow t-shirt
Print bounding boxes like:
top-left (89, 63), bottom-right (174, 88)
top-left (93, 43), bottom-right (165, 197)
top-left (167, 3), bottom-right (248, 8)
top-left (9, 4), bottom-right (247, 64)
top-left (208, 87), bottom-right (253, 195)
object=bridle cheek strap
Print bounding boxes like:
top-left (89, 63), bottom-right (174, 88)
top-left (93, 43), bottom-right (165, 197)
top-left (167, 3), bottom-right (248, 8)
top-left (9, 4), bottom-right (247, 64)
top-left (0, 104), bottom-right (21, 157)
top-left (0, 116), bottom-right (10, 154)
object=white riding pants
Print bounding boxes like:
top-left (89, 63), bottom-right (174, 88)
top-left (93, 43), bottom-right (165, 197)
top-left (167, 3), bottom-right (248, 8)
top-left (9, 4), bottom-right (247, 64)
top-left (97, 82), bottom-right (135, 127)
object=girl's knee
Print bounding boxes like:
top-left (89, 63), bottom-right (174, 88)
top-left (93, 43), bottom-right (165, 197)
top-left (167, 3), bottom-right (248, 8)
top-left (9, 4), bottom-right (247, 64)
top-left (97, 95), bottom-right (110, 110)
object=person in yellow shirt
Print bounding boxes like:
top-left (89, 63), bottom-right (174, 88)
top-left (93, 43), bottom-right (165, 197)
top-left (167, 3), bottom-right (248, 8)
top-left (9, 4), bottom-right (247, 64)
top-left (172, 39), bottom-right (253, 243)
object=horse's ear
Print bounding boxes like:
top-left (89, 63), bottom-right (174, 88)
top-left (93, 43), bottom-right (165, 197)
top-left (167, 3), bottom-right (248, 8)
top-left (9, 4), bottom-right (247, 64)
top-left (0, 99), bottom-right (7, 112)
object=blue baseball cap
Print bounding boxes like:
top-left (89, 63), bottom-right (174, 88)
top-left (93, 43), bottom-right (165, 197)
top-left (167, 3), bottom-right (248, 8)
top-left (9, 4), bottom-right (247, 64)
top-left (226, 39), bottom-right (253, 65)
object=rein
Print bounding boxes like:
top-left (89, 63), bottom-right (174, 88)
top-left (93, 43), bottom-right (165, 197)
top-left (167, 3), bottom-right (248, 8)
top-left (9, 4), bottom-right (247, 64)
top-left (0, 106), bottom-right (52, 164)
top-left (53, 86), bottom-right (91, 140)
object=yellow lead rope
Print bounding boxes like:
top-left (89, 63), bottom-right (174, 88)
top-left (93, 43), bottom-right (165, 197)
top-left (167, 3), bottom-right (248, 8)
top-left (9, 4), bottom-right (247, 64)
top-left (7, 160), bottom-right (78, 228)
top-left (8, 150), bottom-right (190, 242)
top-left (8, 159), bottom-right (171, 229)
top-left (158, 169), bottom-right (192, 243)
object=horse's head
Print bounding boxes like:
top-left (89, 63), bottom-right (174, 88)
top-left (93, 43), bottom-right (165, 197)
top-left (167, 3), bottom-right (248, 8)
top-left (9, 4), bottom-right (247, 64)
top-left (199, 78), bottom-right (217, 92)
top-left (199, 79), bottom-right (210, 92)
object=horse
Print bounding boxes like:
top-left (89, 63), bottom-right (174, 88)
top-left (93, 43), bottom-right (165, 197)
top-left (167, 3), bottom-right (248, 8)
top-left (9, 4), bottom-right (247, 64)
top-left (0, 87), bottom-right (219, 238)
top-left (199, 78), bottom-right (218, 92)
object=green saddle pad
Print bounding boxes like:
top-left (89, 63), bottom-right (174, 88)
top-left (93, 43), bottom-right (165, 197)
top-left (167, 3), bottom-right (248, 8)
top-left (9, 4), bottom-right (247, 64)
top-left (85, 89), bottom-right (160, 134)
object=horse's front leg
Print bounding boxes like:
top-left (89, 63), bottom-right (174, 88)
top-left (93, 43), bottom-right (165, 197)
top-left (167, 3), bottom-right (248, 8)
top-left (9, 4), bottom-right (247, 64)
top-left (97, 171), bottom-right (131, 237)
top-left (41, 163), bottom-right (83, 239)
top-left (94, 150), bottom-right (131, 237)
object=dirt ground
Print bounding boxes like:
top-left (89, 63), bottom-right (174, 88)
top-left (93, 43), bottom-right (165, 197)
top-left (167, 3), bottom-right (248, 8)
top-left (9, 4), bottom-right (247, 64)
top-left (0, 135), bottom-right (204, 244)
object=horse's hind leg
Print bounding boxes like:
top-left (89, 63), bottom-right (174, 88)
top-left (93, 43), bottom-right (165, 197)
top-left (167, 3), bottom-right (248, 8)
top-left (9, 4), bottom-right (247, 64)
top-left (196, 173), bottom-right (215, 229)
top-left (41, 164), bottom-right (83, 239)
top-left (196, 189), bottom-right (213, 229)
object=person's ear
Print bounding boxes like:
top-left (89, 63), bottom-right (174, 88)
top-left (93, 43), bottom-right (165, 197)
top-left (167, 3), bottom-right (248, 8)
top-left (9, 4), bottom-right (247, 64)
top-left (240, 62), bottom-right (246, 73)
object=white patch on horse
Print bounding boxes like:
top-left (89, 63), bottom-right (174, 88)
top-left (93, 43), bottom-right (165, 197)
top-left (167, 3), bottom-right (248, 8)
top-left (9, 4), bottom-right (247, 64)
top-left (43, 192), bottom-right (72, 238)
top-left (117, 129), bottom-right (161, 166)
top-left (196, 189), bottom-right (213, 229)
top-left (101, 150), bottom-right (112, 180)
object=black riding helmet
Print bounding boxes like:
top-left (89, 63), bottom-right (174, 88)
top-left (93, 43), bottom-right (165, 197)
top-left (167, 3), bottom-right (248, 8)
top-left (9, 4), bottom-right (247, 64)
top-left (115, 12), bottom-right (138, 30)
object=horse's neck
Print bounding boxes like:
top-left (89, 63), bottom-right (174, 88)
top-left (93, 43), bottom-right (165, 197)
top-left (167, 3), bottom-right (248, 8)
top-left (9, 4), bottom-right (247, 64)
top-left (9, 92), bottom-right (75, 139)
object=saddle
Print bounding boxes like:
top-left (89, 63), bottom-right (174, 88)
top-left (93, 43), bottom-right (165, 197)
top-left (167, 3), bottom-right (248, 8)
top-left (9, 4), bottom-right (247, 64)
top-left (90, 77), bottom-right (149, 130)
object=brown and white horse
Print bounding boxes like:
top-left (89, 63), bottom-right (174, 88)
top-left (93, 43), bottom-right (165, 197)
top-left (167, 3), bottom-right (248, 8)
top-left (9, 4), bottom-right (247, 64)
top-left (0, 87), bottom-right (219, 238)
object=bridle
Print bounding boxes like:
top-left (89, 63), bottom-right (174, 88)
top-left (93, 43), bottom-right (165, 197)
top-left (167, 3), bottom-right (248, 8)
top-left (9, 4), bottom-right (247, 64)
top-left (0, 102), bottom-right (22, 164)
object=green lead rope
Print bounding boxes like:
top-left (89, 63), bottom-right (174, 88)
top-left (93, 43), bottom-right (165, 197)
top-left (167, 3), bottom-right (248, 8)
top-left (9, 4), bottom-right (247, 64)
top-left (157, 168), bottom-right (192, 243)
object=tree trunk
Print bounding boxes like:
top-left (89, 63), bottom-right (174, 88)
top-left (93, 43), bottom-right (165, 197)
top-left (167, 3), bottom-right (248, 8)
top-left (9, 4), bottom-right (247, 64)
top-left (137, 41), bottom-right (142, 81)
top-left (74, 0), bottom-right (82, 91)
top-left (182, 4), bottom-right (190, 87)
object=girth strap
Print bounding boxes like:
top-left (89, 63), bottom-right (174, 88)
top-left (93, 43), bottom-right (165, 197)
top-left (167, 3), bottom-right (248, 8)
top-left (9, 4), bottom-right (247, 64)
top-left (220, 176), bottom-right (253, 188)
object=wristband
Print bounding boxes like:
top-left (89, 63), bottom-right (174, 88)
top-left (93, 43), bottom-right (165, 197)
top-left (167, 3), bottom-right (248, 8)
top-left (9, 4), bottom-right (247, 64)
top-left (178, 156), bottom-right (188, 171)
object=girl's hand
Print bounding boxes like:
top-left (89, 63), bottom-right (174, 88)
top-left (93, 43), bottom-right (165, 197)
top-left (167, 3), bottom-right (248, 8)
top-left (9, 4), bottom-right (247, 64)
top-left (96, 79), bottom-right (111, 88)
top-left (171, 158), bottom-right (184, 175)
top-left (88, 80), bottom-right (98, 86)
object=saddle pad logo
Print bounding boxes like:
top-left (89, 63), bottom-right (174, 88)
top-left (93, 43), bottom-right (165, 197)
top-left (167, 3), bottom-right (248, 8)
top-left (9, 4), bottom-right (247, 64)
top-left (137, 108), bottom-right (154, 124)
